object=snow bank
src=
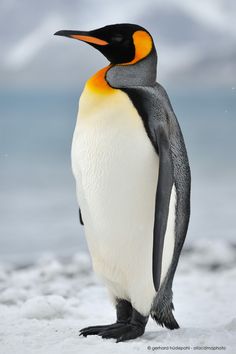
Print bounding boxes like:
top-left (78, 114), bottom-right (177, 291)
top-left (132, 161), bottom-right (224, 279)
top-left (0, 241), bottom-right (235, 354)
top-left (21, 295), bottom-right (67, 319)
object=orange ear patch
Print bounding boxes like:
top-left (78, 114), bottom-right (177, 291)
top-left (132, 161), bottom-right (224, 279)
top-left (71, 35), bottom-right (108, 46)
top-left (127, 30), bottom-right (153, 65)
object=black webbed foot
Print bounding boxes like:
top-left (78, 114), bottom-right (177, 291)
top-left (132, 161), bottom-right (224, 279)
top-left (79, 299), bottom-right (133, 337)
top-left (100, 308), bottom-right (149, 342)
top-left (79, 300), bottom-right (148, 342)
top-left (98, 323), bottom-right (144, 341)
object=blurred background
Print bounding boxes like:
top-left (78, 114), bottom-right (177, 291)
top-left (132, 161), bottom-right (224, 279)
top-left (0, 0), bottom-right (235, 264)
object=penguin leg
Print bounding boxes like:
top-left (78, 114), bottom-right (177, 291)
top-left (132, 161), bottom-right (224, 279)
top-left (79, 299), bottom-right (132, 337)
top-left (99, 308), bottom-right (149, 342)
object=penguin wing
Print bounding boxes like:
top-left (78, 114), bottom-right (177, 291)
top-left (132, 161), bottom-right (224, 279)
top-left (122, 83), bottom-right (190, 291)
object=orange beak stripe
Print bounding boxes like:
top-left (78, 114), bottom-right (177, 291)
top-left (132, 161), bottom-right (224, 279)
top-left (70, 35), bottom-right (109, 46)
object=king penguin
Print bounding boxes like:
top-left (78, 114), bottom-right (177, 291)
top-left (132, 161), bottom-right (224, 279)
top-left (54, 23), bottom-right (191, 342)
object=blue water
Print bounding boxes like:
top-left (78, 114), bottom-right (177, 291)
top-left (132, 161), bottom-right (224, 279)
top-left (0, 88), bottom-right (235, 262)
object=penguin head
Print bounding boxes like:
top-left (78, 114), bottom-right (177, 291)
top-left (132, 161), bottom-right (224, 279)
top-left (54, 23), bottom-right (154, 65)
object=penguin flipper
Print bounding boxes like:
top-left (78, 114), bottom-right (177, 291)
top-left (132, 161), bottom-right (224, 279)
top-left (150, 85), bottom-right (190, 329)
top-left (122, 84), bottom-right (190, 328)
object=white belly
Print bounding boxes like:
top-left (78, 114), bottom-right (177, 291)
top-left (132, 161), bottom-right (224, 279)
top-left (71, 87), bottom-right (174, 315)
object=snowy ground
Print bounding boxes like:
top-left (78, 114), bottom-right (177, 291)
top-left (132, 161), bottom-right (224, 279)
top-left (0, 239), bottom-right (235, 354)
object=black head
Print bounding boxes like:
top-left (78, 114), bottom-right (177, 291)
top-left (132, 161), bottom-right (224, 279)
top-left (54, 23), bottom-right (154, 65)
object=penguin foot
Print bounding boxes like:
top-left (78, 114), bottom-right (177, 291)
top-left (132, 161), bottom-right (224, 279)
top-left (80, 299), bottom-right (133, 338)
top-left (80, 301), bottom-right (148, 342)
top-left (79, 322), bottom-right (125, 337)
top-left (101, 308), bottom-right (148, 342)
top-left (100, 323), bottom-right (145, 341)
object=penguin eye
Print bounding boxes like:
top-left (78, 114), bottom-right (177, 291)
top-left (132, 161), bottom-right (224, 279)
top-left (111, 34), bottom-right (123, 43)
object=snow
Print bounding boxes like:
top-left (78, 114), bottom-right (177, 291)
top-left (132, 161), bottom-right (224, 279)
top-left (21, 295), bottom-right (67, 320)
top-left (0, 240), bottom-right (235, 354)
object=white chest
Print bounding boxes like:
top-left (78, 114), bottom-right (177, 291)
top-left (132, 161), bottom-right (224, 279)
top-left (71, 87), bottom-right (159, 258)
top-left (72, 87), bottom-right (159, 224)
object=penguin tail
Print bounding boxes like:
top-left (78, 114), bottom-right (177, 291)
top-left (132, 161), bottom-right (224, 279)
top-left (150, 290), bottom-right (180, 330)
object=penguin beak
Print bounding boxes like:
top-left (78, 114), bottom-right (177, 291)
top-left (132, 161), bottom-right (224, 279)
top-left (54, 30), bottom-right (109, 46)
